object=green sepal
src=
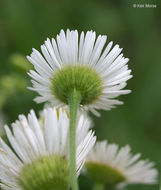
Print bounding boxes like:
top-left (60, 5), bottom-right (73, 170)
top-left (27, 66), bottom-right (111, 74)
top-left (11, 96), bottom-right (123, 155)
top-left (18, 155), bottom-right (70, 190)
top-left (51, 65), bottom-right (103, 105)
top-left (86, 162), bottom-right (126, 188)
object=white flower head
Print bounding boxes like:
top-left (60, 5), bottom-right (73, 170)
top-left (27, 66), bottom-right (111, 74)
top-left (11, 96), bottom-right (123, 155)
top-left (27, 29), bottom-right (132, 116)
top-left (85, 141), bottom-right (158, 188)
top-left (0, 107), bottom-right (96, 190)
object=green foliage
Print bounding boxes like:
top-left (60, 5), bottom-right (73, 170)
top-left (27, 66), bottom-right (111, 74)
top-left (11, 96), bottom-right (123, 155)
top-left (0, 74), bottom-right (28, 108)
top-left (9, 53), bottom-right (33, 72)
top-left (51, 65), bottom-right (102, 105)
top-left (19, 155), bottom-right (70, 190)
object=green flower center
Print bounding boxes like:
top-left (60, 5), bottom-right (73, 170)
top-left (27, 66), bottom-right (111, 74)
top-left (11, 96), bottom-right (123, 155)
top-left (18, 155), bottom-right (70, 190)
top-left (86, 162), bottom-right (126, 187)
top-left (51, 65), bottom-right (103, 105)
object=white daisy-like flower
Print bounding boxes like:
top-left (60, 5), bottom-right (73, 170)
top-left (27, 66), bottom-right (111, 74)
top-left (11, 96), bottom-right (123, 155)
top-left (85, 141), bottom-right (158, 187)
top-left (0, 107), bottom-right (96, 190)
top-left (27, 29), bottom-right (132, 116)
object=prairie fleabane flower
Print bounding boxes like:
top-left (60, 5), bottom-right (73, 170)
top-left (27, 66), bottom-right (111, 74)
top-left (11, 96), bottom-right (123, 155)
top-left (27, 29), bottom-right (132, 116)
top-left (27, 29), bottom-right (132, 190)
top-left (0, 107), bottom-right (96, 190)
top-left (85, 141), bottom-right (158, 188)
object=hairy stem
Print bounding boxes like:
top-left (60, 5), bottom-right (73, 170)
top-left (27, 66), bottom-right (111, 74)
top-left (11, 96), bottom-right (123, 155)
top-left (68, 89), bottom-right (81, 190)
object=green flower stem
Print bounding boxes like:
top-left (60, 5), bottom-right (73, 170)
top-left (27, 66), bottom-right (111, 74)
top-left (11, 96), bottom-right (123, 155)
top-left (68, 89), bottom-right (81, 190)
top-left (93, 184), bottom-right (104, 190)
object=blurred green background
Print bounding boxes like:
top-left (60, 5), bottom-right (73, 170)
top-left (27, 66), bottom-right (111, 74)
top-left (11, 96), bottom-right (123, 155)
top-left (0, 0), bottom-right (161, 189)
